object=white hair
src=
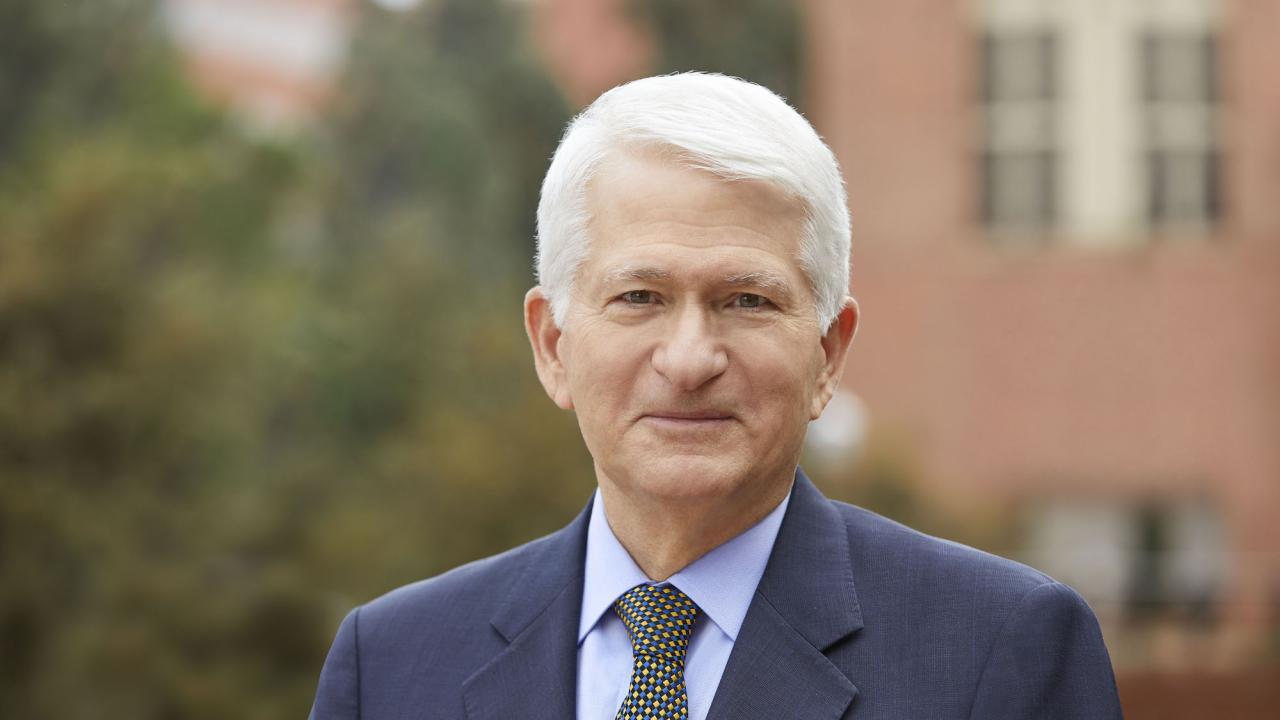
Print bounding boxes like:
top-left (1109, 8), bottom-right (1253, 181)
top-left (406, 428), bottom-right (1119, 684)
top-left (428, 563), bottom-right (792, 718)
top-left (535, 72), bottom-right (851, 328)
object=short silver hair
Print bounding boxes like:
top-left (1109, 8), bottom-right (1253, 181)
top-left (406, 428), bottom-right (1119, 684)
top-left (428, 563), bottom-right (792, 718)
top-left (535, 72), bottom-right (851, 328)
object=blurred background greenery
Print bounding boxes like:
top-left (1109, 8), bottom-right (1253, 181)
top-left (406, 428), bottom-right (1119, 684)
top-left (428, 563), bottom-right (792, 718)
top-left (0, 0), bottom-right (823, 716)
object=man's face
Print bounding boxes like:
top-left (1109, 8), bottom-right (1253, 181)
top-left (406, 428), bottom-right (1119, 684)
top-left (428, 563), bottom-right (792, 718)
top-left (527, 149), bottom-right (855, 506)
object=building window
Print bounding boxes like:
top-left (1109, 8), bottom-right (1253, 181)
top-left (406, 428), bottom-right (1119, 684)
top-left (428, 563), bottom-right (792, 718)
top-left (1141, 31), bottom-right (1220, 229)
top-left (1025, 497), bottom-right (1225, 621)
top-left (977, 0), bottom-right (1221, 245)
top-left (980, 29), bottom-right (1059, 234)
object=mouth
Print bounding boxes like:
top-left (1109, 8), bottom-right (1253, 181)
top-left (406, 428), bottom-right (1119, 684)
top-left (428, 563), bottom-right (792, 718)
top-left (639, 410), bottom-right (735, 429)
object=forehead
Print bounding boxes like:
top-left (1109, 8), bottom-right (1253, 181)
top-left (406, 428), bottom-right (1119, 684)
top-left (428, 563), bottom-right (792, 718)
top-left (582, 150), bottom-right (808, 278)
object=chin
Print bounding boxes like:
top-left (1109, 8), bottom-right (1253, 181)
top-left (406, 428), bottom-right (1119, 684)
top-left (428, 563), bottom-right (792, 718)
top-left (608, 453), bottom-right (754, 502)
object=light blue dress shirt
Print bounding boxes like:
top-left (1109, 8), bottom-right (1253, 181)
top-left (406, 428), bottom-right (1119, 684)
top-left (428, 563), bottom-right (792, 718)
top-left (576, 488), bottom-right (791, 720)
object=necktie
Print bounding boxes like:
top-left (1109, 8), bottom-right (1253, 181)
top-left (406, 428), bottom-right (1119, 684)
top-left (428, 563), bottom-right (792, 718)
top-left (613, 583), bottom-right (700, 720)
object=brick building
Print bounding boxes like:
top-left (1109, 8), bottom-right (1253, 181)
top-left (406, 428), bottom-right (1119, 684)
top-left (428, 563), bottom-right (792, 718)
top-left (805, 0), bottom-right (1279, 672)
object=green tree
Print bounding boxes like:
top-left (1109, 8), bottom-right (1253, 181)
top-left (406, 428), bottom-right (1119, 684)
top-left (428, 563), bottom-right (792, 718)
top-left (633, 0), bottom-right (803, 107)
top-left (285, 0), bottom-right (587, 598)
top-left (0, 0), bottom-right (979, 716)
top-left (0, 1), bottom-right (310, 715)
top-left (2, 0), bottom-right (586, 716)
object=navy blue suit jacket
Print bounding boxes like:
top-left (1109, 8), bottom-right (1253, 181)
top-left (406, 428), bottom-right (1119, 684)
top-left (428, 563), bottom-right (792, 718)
top-left (311, 472), bottom-right (1123, 719)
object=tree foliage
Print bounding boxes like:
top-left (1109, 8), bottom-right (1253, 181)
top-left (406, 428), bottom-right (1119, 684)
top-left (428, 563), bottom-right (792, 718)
top-left (632, 0), bottom-right (803, 108)
top-left (0, 0), bottom-right (831, 715)
top-left (0, 0), bottom-right (585, 716)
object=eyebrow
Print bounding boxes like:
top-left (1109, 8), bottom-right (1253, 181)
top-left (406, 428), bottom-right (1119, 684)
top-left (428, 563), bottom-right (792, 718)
top-left (599, 266), bottom-right (796, 300)
top-left (600, 266), bottom-right (674, 286)
top-left (721, 271), bottom-right (794, 299)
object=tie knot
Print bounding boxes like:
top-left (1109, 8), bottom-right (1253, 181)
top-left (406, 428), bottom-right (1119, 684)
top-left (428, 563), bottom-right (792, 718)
top-left (613, 584), bottom-right (699, 659)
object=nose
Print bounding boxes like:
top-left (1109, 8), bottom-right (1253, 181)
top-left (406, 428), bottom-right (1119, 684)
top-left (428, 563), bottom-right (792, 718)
top-left (651, 305), bottom-right (729, 391)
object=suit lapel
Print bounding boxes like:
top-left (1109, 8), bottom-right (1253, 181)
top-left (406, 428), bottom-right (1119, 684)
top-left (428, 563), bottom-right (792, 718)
top-left (461, 500), bottom-right (591, 720)
top-left (706, 471), bottom-right (863, 720)
top-left (460, 473), bottom-right (862, 720)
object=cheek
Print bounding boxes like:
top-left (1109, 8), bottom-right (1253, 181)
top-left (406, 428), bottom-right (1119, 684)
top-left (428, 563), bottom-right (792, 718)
top-left (739, 334), bottom-right (822, 399)
top-left (734, 365), bottom-right (806, 438)
top-left (565, 329), bottom-right (650, 413)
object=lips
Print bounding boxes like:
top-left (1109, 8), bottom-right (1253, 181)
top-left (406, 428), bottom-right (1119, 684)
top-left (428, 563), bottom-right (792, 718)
top-left (644, 409), bottom-right (733, 421)
top-left (639, 410), bottom-right (735, 431)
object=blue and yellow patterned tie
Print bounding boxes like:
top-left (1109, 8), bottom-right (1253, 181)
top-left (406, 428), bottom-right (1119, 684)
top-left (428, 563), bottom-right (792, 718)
top-left (613, 583), bottom-right (700, 720)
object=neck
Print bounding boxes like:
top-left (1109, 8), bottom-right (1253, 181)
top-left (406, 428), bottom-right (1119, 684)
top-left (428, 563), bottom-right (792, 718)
top-left (596, 469), bottom-right (794, 581)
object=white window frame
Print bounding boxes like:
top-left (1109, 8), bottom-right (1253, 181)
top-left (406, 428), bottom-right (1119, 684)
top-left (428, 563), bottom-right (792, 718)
top-left (976, 0), bottom-right (1222, 247)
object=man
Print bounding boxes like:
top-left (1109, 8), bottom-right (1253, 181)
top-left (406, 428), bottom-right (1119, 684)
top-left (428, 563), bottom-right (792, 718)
top-left (311, 73), bottom-right (1123, 719)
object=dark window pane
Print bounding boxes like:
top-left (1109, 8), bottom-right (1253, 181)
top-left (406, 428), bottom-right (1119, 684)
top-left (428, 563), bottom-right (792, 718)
top-left (1147, 150), bottom-right (1219, 225)
top-left (984, 30), bottom-right (1055, 102)
top-left (1203, 33), bottom-right (1218, 102)
top-left (1142, 27), bottom-right (1220, 227)
top-left (981, 28), bottom-right (1058, 234)
top-left (985, 151), bottom-right (1055, 229)
top-left (1143, 30), bottom-right (1217, 103)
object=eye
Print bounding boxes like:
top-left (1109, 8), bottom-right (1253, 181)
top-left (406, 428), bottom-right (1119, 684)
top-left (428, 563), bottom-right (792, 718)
top-left (735, 293), bottom-right (768, 309)
top-left (621, 290), bottom-right (654, 305)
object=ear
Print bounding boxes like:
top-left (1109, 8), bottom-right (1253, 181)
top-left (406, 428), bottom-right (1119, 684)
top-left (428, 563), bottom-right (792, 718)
top-left (525, 286), bottom-right (574, 410)
top-left (810, 296), bottom-right (860, 420)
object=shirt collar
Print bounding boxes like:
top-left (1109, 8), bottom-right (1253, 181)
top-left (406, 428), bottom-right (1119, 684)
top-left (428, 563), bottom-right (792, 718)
top-left (577, 484), bottom-right (792, 644)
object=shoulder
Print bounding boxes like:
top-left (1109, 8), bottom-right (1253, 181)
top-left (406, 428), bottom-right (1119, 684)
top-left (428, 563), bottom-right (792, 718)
top-left (311, 518), bottom-right (588, 713)
top-left (833, 498), bottom-right (1053, 592)
top-left (822, 498), bottom-right (1121, 716)
top-left (827, 498), bottom-right (1095, 635)
top-left (357, 530), bottom-right (556, 631)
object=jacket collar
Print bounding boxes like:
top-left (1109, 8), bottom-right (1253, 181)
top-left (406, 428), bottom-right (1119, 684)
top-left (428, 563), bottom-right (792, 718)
top-left (756, 469), bottom-right (864, 650)
top-left (705, 470), bottom-right (863, 719)
top-left (488, 499), bottom-right (591, 644)
top-left (462, 499), bottom-right (590, 720)
top-left (462, 470), bottom-right (864, 720)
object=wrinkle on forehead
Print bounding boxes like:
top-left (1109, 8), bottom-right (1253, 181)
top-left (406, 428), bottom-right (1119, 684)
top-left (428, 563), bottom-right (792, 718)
top-left (586, 149), bottom-right (806, 244)
top-left (574, 148), bottom-right (815, 313)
